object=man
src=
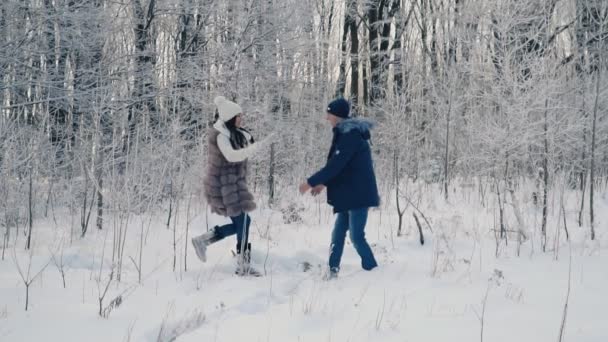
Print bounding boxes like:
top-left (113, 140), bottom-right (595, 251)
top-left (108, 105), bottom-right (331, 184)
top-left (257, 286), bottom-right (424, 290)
top-left (299, 98), bottom-right (379, 278)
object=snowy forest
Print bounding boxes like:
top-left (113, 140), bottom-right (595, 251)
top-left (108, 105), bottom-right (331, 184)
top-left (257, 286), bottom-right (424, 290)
top-left (1, 0), bottom-right (607, 341)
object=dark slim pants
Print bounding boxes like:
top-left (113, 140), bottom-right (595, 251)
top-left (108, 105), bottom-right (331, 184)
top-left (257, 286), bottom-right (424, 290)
top-left (215, 212), bottom-right (251, 251)
top-left (329, 207), bottom-right (378, 272)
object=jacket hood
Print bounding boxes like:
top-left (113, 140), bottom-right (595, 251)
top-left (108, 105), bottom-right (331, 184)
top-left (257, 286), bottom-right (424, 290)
top-left (335, 118), bottom-right (374, 140)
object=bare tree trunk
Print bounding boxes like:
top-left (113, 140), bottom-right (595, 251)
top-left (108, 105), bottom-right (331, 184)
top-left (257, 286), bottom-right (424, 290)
top-left (561, 195), bottom-right (570, 241)
top-left (491, 14), bottom-right (503, 78)
top-left (81, 157), bottom-right (95, 238)
top-left (25, 283), bottom-right (30, 311)
top-left (26, 168), bottom-right (33, 250)
top-left (418, 0), bottom-right (433, 136)
top-left (348, 0), bottom-right (358, 108)
top-left (175, 0), bottom-right (207, 145)
top-left (43, 0), bottom-right (70, 163)
top-left (322, 0), bottom-right (335, 99)
top-left (495, 178), bottom-right (506, 244)
top-left (576, 0), bottom-right (591, 228)
top-left (589, 55), bottom-right (601, 241)
top-left (392, 20), bottom-right (404, 95)
top-left (368, 0), bottom-right (396, 106)
top-left (394, 150), bottom-right (405, 236)
top-left (268, 143), bottom-right (276, 206)
top-left (125, 0), bottom-right (157, 159)
top-left (362, 44), bottom-right (369, 107)
top-left (367, 0), bottom-right (380, 105)
top-left (166, 193), bottom-right (173, 230)
top-left (0, 5), bottom-right (4, 113)
top-left (2, 213), bottom-right (8, 260)
top-left (96, 104), bottom-right (111, 233)
top-left (449, 0), bottom-right (460, 66)
top-left (542, 98), bottom-right (549, 252)
top-left (96, 176), bottom-right (103, 230)
top-left (428, 0), bottom-right (439, 77)
top-left (172, 200), bottom-right (179, 272)
top-left (379, 0), bottom-right (399, 90)
top-left (184, 193), bottom-right (193, 273)
top-left (443, 90), bottom-right (452, 201)
top-left (578, 110), bottom-right (587, 227)
top-left (392, 4), bottom-right (413, 95)
top-left (335, 0), bottom-right (351, 97)
top-left (413, 212), bottom-right (425, 245)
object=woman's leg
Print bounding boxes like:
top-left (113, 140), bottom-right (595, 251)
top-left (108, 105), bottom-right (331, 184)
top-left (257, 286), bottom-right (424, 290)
top-left (214, 220), bottom-right (237, 239)
top-left (192, 212), bottom-right (250, 263)
top-left (231, 213), bottom-right (251, 253)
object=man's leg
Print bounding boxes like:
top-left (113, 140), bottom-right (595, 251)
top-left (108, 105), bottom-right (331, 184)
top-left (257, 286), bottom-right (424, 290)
top-left (328, 211), bottom-right (349, 274)
top-left (348, 208), bottom-right (378, 271)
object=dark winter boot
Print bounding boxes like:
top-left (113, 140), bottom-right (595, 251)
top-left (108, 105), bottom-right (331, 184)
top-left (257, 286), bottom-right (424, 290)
top-left (235, 242), bottom-right (251, 260)
top-left (235, 243), bottom-right (261, 277)
top-left (191, 227), bottom-right (221, 262)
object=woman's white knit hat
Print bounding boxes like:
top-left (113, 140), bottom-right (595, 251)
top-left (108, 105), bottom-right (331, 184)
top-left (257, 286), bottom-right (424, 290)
top-left (214, 96), bottom-right (242, 122)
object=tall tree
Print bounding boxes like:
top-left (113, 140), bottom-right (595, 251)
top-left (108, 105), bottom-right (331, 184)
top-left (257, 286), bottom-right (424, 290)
top-left (126, 0), bottom-right (158, 156)
top-left (348, 0), bottom-right (359, 108)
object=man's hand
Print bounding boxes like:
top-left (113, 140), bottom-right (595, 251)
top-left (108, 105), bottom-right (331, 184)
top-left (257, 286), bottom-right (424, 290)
top-left (299, 182), bottom-right (311, 194)
top-left (311, 185), bottom-right (325, 196)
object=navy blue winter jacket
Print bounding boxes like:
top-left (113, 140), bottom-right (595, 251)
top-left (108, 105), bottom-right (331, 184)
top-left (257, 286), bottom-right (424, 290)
top-left (307, 118), bottom-right (380, 213)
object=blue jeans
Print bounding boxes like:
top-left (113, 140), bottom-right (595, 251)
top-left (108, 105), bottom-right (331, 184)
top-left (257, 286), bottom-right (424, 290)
top-left (329, 207), bottom-right (378, 272)
top-left (215, 213), bottom-right (251, 250)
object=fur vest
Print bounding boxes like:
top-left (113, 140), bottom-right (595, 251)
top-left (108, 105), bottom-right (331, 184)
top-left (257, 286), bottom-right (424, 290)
top-left (204, 130), bottom-right (256, 217)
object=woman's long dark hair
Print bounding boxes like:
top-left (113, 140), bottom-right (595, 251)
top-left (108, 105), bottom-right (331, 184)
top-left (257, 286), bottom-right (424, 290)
top-left (215, 113), bottom-right (254, 149)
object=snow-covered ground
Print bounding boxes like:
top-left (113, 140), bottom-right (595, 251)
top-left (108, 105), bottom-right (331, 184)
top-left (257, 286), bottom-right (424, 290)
top-left (1, 184), bottom-right (607, 342)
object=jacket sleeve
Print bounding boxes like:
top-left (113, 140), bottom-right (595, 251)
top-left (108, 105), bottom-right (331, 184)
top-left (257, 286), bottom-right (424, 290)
top-left (307, 132), bottom-right (360, 187)
top-left (217, 134), bottom-right (259, 163)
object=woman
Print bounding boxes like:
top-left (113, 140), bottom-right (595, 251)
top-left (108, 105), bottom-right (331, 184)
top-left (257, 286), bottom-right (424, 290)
top-left (192, 95), bottom-right (269, 276)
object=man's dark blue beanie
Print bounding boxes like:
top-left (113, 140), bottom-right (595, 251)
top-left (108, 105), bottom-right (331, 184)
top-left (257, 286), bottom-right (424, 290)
top-left (327, 98), bottom-right (350, 118)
